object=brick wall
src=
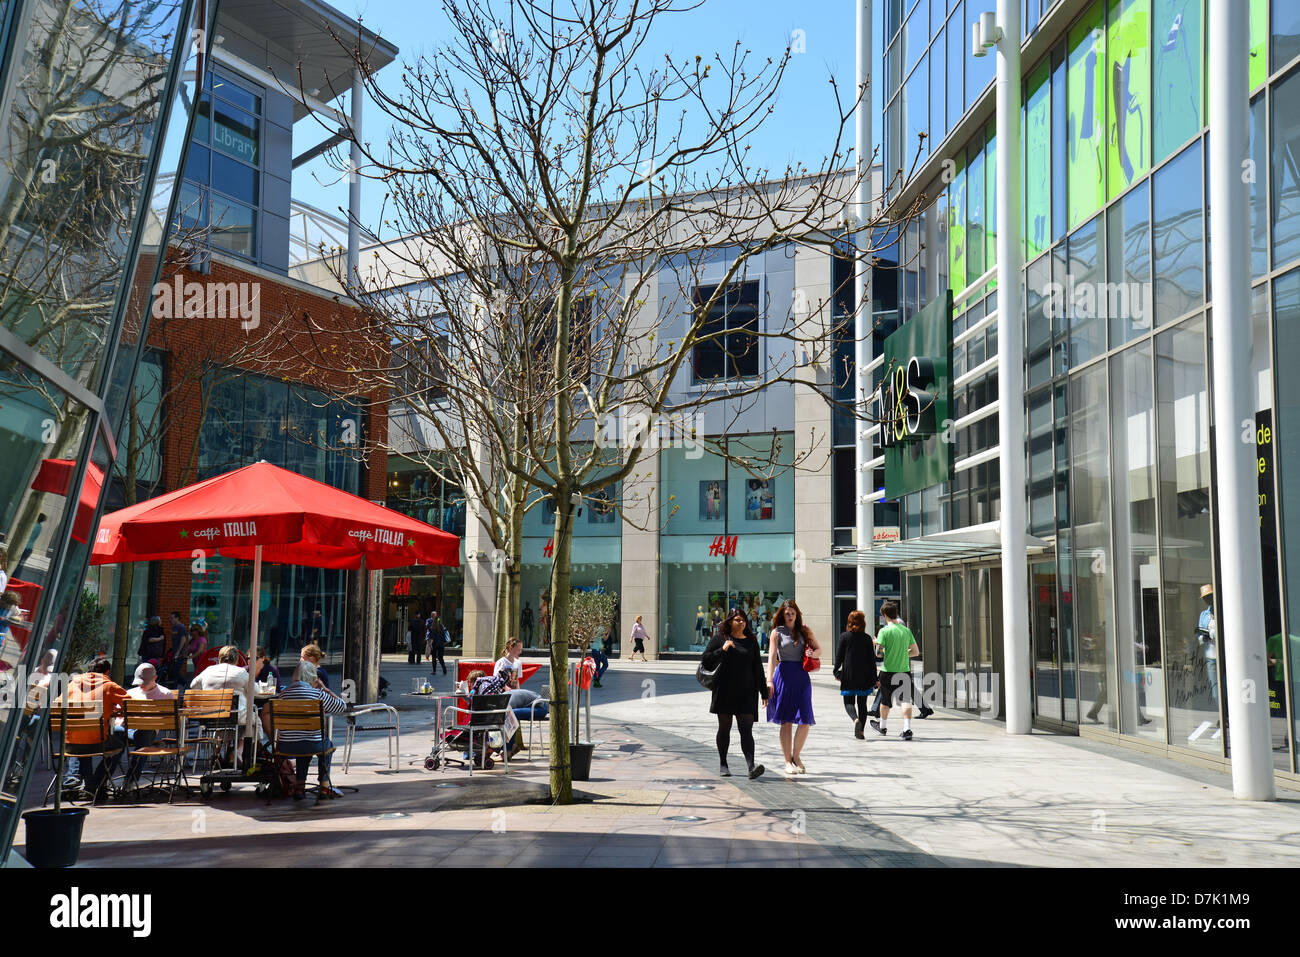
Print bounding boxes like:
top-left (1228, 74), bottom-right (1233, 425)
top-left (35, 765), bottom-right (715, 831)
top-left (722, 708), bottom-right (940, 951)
top-left (140, 255), bottom-right (388, 619)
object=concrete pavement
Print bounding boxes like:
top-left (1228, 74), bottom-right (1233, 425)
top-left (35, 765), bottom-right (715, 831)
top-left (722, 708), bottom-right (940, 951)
top-left (13, 655), bottom-right (1300, 867)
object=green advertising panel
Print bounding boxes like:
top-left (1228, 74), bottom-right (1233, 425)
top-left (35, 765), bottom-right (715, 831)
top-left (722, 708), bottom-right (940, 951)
top-left (1068, 2), bottom-right (1106, 230)
top-left (880, 292), bottom-right (954, 499)
top-left (1107, 0), bottom-right (1150, 200)
top-left (1250, 0), bottom-right (1266, 90)
top-left (984, 126), bottom-right (997, 292)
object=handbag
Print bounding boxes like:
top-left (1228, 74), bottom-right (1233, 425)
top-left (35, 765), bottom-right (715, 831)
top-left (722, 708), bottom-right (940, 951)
top-left (802, 648), bottom-right (821, 673)
top-left (696, 658), bottom-right (721, 690)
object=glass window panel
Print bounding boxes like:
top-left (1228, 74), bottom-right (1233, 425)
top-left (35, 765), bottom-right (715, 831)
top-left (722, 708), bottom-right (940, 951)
top-left (968, 140), bottom-right (986, 282)
top-left (727, 281), bottom-right (760, 379)
top-left (175, 181), bottom-right (207, 230)
top-left (905, 54), bottom-right (929, 166)
top-left (1107, 179), bottom-right (1152, 345)
top-left (1052, 46), bottom-right (1069, 244)
top-left (1026, 59), bottom-right (1052, 259)
top-left (1068, 3), bottom-right (1107, 230)
top-left (905, 0), bottom-right (929, 76)
top-left (183, 142), bottom-right (209, 186)
top-left (1272, 0), bottom-right (1300, 74)
top-left (1027, 255), bottom-right (1052, 388)
top-left (1272, 67), bottom-right (1300, 270)
top-left (932, 25), bottom-right (947, 144)
top-left (1275, 269), bottom-right (1300, 769)
top-left (210, 152), bottom-right (257, 205)
top-left (948, 158), bottom-right (967, 298)
top-left (0, 0), bottom-right (191, 392)
top-left (210, 194), bottom-right (256, 258)
top-left (210, 100), bottom-right (259, 165)
top-left (1152, 140), bottom-right (1204, 324)
top-left (1152, 0), bottom-right (1201, 164)
top-left (1028, 388), bottom-right (1055, 534)
top-left (1155, 318), bottom-right (1220, 751)
top-left (210, 74), bottom-right (261, 114)
top-left (1249, 94), bottom-right (1269, 278)
top-left (1251, 0), bottom-right (1268, 89)
top-left (1107, 0), bottom-right (1151, 200)
top-left (1066, 216), bottom-right (1106, 365)
top-left (985, 126), bottom-right (997, 286)
top-left (948, 2), bottom-right (965, 140)
top-left (194, 93), bottom-right (211, 144)
top-left (1072, 362), bottom-right (1116, 729)
top-left (1110, 341), bottom-right (1164, 740)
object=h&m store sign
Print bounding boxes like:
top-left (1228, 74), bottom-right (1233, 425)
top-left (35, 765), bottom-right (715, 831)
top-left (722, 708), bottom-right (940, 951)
top-left (875, 291), bottom-right (953, 499)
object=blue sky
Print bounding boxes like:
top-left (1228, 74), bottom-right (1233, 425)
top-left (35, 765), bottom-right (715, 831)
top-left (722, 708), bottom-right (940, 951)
top-left (292, 0), bottom-right (884, 239)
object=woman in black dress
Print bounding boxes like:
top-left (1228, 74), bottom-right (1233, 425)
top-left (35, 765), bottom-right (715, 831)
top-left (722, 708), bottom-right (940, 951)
top-left (701, 607), bottom-right (768, 779)
top-left (834, 609), bottom-right (879, 739)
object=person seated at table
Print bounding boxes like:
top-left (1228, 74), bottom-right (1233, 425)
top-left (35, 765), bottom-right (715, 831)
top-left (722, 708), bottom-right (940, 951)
top-left (253, 650), bottom-right (281, 692)
top-left (465, 668), bottom-right (508, 697)
top-left (191, 645), bottom-right (250, 726)
top-left (493, 637), bottom-right (524, 683)
top-left (114, 663), bottom-right (176, 788)
top-left (505, 671), bottom-right (548, 720)
top-left (267, 660), bottom-right (347, 800)
top-left (59, 658), bottom-right (129, 797)
top-left (299, 643), bottom-right (330, 689)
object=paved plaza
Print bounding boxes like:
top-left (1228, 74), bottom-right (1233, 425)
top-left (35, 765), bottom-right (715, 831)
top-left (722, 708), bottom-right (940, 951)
top-left (13, 656), bottom-right (1300, 868)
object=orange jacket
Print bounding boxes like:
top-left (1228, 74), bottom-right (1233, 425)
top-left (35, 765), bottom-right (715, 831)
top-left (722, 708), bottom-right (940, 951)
top-left (60, 672), bottom-right (129, 745)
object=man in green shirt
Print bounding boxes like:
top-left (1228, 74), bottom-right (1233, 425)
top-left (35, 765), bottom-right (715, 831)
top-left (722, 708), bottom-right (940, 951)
top-left (871, 601), bottom-right (920, 740)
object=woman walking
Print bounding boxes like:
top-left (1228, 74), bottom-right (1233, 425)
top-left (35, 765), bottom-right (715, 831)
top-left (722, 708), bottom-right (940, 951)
top-left (766, 599), bottom-right (819, 775)
top-left (834, 610), bottom-right (879, 739)
top-left (701, 608), bottom-right (767, 779)
top-left (629, 615), bottom-right (649, 661)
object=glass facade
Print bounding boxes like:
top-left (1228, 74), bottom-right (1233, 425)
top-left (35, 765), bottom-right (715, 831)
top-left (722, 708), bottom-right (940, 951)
top-left (882, 0), bottom-right (1300, 775)
top-left (0, 0), bottom-right (203, 855)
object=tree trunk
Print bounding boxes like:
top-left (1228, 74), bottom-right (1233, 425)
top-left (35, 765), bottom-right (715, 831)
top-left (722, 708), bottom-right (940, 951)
top-left (547, 490), bottom-right (574, 803)
top-left (111, 400), bottom-right (142, 686)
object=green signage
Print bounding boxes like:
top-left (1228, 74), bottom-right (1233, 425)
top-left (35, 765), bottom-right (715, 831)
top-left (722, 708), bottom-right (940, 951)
top-left (878, 292), bottom-right (953, 499)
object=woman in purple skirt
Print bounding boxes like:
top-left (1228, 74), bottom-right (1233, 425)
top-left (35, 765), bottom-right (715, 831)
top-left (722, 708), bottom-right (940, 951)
top-left (765, 599), bottom-right (820, 775)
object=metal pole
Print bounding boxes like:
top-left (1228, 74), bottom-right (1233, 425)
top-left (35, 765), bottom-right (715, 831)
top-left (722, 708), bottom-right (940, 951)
top-left (995, 0), bottom-right (1031, 734)
top-left (1208, 0), bottom-right (1275, 800)
top-left (855, 0), bottom-right (876, 616)
top-left (244, 545), bottom-right (263, 755)
top-left (347, 73), bottom-right (363, 290)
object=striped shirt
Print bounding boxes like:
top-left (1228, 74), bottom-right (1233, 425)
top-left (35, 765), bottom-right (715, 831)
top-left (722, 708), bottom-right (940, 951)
top-left (273, 681), bottom-right (347, 742)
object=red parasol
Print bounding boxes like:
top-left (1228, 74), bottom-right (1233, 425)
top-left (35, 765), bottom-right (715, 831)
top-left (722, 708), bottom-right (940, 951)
top-left (89, 461), bottom-right (460, 739)
top-left (90, 461), bottom-right (460, 570)
top-left (30, 459), bottom-right (105, 544)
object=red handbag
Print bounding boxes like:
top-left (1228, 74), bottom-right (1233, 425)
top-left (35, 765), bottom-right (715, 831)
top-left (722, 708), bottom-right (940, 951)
top-left (802, 649), bottom-right (821, 673)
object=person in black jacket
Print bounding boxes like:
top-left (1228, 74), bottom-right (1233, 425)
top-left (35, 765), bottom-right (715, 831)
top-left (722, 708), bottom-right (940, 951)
top-left (701, 607), bottom-right (768, 779)
top-left (834, 609), bottom-right (879, 739)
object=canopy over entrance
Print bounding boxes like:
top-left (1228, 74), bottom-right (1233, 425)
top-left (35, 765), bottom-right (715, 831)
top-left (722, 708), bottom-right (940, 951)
top-left (817, 521), bottom-right (1051, 571)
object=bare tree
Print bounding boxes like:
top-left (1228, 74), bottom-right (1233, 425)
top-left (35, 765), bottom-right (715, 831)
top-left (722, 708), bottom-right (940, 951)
top-left (307, 0), bottom-right (922, 801)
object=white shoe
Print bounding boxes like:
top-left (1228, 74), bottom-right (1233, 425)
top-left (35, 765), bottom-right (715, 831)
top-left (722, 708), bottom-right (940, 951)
top-left (793, 759), bottom-right (806, 774)
top-left (784, 762), bottom-right (798, 776)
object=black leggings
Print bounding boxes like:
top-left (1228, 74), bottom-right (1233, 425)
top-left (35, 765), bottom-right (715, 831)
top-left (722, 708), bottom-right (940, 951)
top-left (843, 695), bottom-right (872, 723)
top-left (716, 713), bottom-right (756, 768)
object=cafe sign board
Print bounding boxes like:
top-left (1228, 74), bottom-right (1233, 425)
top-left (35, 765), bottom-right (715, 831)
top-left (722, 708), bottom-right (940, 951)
top-left (877, 291), bottom-right (953, 499)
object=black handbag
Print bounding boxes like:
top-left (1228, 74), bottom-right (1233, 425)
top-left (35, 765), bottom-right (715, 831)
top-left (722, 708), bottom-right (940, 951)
top-left (696, 657), bottom-right (721, 690)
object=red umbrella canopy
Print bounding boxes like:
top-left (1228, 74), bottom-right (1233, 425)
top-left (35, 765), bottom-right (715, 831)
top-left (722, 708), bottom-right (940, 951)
top-left (90, 461), bottom-right (460, 570)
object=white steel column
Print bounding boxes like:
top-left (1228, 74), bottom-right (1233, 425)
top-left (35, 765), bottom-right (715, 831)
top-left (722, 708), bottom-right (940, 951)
top-left (855, 0), bottom-right (875, 615)
top-left (347, 73), bottom-right (363, 289)
top-left (1209, 0), bottom-right (1275, 800)
top-left (994, 0), bottom-right (1030, 734)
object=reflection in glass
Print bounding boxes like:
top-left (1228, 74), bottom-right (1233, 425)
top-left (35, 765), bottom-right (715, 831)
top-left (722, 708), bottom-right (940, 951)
top-left (1152, 140), bottom-right (1204, 325)
top-left (1271, 68), bottom-right (1300, 270)
top-left (1272, 268), bottom-right (1300, 770)
top-left (1072, 362), bottom-right (1116, 730)
top-left (1110, 342), bottom-right (1164, 740)
top-left (0, 0), bottom-right (189, 391)
top-left (1155, 318), bottom-right (1220, 751)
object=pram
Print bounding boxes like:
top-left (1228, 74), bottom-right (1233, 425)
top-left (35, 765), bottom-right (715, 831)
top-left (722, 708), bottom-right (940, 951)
top-left (424, 692), bottom-right (513, 775)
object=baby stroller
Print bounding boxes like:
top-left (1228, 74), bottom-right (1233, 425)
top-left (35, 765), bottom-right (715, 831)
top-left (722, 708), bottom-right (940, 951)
top-left (424, 693), bottom-right (513, 774)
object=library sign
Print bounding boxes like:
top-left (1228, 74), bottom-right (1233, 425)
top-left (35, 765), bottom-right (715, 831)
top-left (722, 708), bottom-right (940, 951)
top-left (877, 291), bottom-right (953, 499)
